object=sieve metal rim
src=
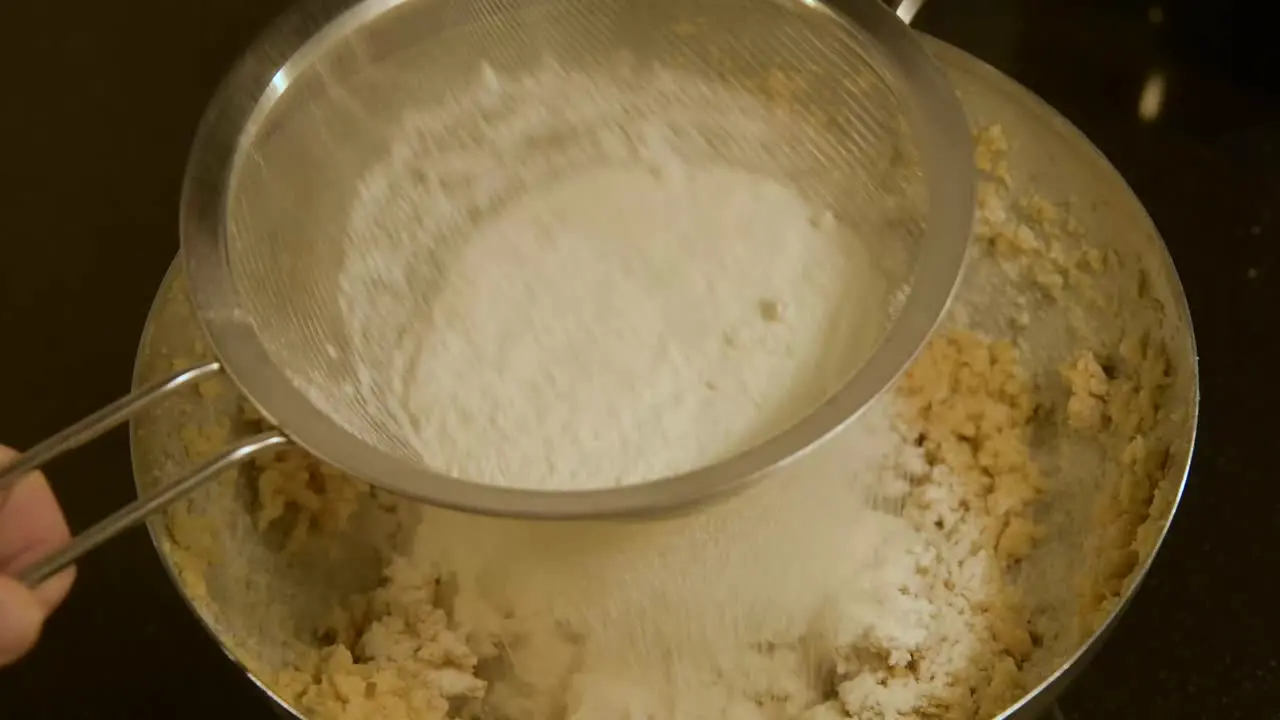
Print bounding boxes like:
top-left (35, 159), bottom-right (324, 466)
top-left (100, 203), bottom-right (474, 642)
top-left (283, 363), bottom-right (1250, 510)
top-left (177, 0), bottom-right (975, 519)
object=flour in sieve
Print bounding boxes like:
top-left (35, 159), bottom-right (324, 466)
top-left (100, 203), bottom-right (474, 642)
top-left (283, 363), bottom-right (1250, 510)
top-left (337, 63), bottom-right (891, 490)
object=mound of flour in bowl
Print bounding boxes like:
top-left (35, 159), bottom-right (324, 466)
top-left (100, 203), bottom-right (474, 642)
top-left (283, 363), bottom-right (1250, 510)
top-left (334, 63), bottom-right (891, 491)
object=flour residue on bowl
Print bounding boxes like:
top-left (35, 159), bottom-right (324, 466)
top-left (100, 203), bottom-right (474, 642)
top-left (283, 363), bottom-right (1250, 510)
top-left (332, 63), bottom-right (891, 491)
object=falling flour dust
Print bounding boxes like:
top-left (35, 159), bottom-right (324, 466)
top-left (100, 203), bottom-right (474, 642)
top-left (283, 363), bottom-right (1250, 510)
top-left (335, 63), bottom-right (892, 491)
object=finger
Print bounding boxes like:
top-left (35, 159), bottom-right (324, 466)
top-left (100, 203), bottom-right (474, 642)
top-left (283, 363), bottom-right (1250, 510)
top-left (30, 567), bottom-right (76, 614)
top-left (0, 473), bottom-right (73, 570)
top-left (0, 446), bottom-right (76, 612)
top-left (0, 575), bottom-right (44, 667)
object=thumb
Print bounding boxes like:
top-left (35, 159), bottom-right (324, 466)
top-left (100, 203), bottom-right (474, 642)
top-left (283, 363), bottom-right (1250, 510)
top-left (0, 575), bottom-right (44, 666)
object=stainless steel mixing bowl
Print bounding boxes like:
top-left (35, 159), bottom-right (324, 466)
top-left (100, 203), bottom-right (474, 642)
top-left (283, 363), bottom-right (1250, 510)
top-left (130, 32), bottom-right (1197, 720)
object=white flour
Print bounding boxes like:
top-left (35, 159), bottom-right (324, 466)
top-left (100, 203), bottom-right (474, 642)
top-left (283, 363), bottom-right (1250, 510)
top-left (406, 397), bottom-right (928, 720)
top-left (337, 64), bottom-right (890, 490)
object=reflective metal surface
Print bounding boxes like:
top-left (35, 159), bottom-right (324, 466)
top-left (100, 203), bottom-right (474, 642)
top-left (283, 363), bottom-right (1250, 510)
top-left (131, 34), bottom-right (1199, 720)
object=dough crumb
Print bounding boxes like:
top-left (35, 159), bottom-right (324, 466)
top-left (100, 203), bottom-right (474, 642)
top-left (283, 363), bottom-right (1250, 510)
top-left (1061, 351), bottom-right (1110, 431)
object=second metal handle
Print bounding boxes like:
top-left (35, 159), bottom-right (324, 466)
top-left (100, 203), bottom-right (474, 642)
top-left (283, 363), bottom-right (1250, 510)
top-left (0, 362), bottom-right (291, 588)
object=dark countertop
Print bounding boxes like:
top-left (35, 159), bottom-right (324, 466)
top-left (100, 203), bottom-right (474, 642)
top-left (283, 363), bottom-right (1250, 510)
top-left (0, 0), bottom-right (1275, 717)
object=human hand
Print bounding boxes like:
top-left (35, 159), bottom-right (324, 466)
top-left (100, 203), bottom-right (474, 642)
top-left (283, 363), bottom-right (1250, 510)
top-left (0, 445), bottom-right (75, 667)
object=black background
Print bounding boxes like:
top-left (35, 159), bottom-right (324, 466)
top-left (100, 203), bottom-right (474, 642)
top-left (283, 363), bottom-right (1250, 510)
top-left (0, 0), bottom-right (1276, 717)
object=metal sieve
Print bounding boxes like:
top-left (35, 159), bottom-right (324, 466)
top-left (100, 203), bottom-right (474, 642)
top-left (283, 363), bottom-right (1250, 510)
top-left (0, 0), bottom-right (972, 586)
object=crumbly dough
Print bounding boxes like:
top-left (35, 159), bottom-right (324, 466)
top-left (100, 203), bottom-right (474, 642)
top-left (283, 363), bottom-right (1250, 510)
top-left (1065, 330), bottom-right (1173, 634)
top-left (890, 329), bottom-right (1042, 718)
top-left (1061, 352), bottom-right (1109, 432)
top-left (899, 330), bottom-right (1044, 568)
top-left (162, 122), bottom-right (1178, 720)
top-left (224, 323), bottom-right (1046, 720)
top-left (275, 558), bottom-right (486, 720)
top-left (972, 122), bottom-right (1176, 641)
top-left (973, 125), bottom-right (1106, 310)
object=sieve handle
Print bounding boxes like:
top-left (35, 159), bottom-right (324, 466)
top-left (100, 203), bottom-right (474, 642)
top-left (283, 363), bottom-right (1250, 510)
top-left (0, 362), bottom-right (224, 498)
top-left (17, 431), bottom-right (289, 588)
top-left (887, 0), bottom-right (927, 24)
top-left (0, 360), bottom-right (287, 588)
